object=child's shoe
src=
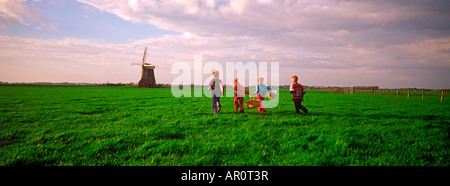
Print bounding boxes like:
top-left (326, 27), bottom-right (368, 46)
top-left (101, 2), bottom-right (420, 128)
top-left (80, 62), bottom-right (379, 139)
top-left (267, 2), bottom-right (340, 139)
top-left (302, 107), bottom-right (308, 114)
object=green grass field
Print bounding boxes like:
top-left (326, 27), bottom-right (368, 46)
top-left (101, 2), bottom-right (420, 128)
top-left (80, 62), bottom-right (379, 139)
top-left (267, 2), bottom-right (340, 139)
top-left (0, 86), bottom-right (449, 166)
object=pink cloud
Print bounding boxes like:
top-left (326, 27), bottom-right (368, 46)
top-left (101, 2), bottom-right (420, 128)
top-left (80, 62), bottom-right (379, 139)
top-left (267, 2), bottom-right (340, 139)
top-left (0, 0), bottom-right (55, 29)
top-left (1, 0), bottom-right (449, 89)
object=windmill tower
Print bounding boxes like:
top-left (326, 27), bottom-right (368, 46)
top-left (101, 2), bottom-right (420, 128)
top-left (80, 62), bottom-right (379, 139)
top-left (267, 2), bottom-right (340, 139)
top-left (131, 47), bottom-right (158, 88)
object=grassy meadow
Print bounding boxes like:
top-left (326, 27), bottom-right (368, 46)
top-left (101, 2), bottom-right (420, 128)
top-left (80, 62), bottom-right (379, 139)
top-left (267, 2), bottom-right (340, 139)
top-left (0, 86), bottom-right (449, 166)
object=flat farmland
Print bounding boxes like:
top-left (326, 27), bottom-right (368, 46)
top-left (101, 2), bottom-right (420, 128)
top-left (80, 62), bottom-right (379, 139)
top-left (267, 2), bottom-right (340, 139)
top-left (0, 86), bottom-right (448, 166)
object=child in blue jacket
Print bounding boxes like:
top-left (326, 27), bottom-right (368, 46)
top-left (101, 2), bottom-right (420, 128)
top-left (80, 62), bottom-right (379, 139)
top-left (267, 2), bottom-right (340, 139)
top-left (251, 77), bottom-right (271, 113)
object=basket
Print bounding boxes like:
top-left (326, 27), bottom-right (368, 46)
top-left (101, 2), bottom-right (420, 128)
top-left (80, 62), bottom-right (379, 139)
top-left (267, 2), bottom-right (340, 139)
top-left (245, 96), bottom-right (261, 109)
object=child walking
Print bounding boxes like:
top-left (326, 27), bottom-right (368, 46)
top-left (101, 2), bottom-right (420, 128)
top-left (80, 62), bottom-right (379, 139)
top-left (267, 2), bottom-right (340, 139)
top-left (233, 77), bottom-right (245, 113)
top-left (251, 77), bottom-right (271, 114)
top-left (290, 75), bottom-right (308, 114)
top-left (208, 70), bottom-right (223, 114)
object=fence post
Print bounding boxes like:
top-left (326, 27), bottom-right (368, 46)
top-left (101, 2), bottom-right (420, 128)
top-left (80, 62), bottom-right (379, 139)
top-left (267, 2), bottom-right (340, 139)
top-left (442, 89), bottom-right (444, 103)
top-left (397, 90), bottom-right (399, 98)
top-left (388, 90), bottom-right (390, 98)
top-left (380, 90), bottom-right (383, 96)
top-left (422, 89), bottom-right (424, 101)
top-left (407, 89), bottom-right (410, 100)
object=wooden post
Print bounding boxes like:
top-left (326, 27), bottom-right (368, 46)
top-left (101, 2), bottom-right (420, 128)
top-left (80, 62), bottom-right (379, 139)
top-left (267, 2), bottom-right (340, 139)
top-left (388, 90), bottom-right (390, 98)
top-left (397, 90), bottom-right (399, 98)
top-left (422, 89), bottom-right (424, 101)
top-left (441, 90), bottom-right (444, 103)
top-left (380, 90), bottom-right (383, 96)
top-left (407, 89), bottom-right (410, 100)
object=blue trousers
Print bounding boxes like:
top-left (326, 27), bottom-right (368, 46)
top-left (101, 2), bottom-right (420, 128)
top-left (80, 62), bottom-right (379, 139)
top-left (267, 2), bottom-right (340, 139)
top-left (212, 96), bottom-right (221, 114)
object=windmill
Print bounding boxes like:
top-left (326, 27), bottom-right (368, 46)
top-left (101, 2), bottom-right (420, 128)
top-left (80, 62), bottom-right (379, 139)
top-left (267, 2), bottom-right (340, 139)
top-left (131, 47), bottom-right (158, 88)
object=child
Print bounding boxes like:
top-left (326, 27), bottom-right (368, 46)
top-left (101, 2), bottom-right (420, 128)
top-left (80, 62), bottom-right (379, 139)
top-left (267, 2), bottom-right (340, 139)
top-left (233, 77), bottom-right (245, 113)
top-left (251, 77), bottom-right (271, 114)
top-left (290, 75), bottom-right (308, 114)
top-left (208, 70), bottom-right (223, 114)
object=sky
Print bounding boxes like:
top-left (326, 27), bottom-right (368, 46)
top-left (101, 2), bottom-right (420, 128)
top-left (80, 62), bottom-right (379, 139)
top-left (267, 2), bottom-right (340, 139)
top-left (0, 0), bottom-right (449, 89)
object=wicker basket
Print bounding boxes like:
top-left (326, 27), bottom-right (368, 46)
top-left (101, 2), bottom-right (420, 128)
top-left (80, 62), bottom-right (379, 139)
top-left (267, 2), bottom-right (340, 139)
top-left (246, 96), bottom-right (260, 109)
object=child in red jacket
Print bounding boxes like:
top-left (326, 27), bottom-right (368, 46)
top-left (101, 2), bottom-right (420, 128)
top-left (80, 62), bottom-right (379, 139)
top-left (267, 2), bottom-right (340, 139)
top-left (233, 77), bottom-right (246, 113)
top-left (290, 75), bottom-right (308, 114)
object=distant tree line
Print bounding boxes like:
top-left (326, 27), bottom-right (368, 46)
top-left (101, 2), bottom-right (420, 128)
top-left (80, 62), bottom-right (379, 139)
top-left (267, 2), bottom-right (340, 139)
top-left (1, 81), bottom-right (444, 91)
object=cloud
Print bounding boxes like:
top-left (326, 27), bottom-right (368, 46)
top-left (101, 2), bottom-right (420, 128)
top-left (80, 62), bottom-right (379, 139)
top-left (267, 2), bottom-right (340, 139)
top-left (0, 0), bottom-right (49, 29)
top-left (1, 0), bottom-right (449, 88)
top-left (77, 0), bottom-right (450, 37)
top-left (0, 35), bottom-right (136, 82)
top-left (1, 30), bottom-right (448, 88)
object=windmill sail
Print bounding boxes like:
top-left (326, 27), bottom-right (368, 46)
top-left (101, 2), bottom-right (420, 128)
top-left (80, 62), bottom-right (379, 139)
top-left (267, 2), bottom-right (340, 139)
top-left (142, 46), bottom-right (147, 66)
